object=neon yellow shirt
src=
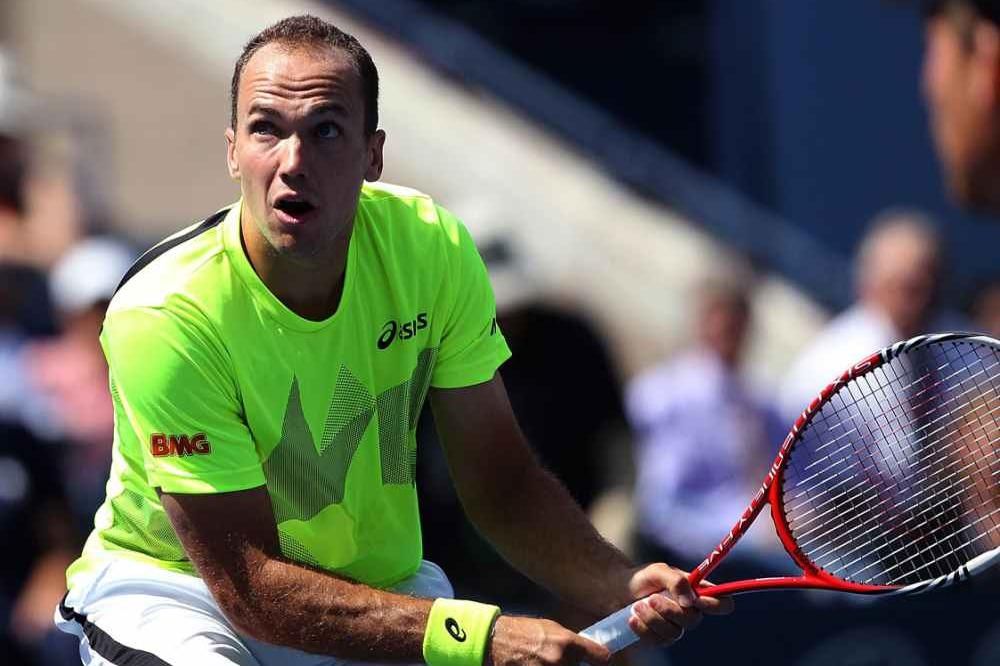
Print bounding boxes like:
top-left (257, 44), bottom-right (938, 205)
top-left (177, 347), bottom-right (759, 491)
top-left (67, 183), bottom-right (511, 589)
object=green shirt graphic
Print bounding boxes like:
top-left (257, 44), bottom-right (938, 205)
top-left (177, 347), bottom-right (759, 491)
top-left (67, 183), bottom-right (511, 589)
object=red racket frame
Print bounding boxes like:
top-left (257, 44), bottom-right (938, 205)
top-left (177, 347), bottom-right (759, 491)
top-left (688, 350), bottom-right (896, 596)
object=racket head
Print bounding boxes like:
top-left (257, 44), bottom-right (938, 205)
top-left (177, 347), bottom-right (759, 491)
top-left (772, 332), bottom-right (1000, 594)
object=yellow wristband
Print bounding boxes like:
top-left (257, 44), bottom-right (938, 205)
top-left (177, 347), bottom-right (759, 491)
top-left (422, 598), bottom-right (501, 666)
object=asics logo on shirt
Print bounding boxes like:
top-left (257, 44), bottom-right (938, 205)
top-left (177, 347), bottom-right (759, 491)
top-left (377, 313), bottom-right (428, 350)
top-left (150, 433), bottom-right (212, 457)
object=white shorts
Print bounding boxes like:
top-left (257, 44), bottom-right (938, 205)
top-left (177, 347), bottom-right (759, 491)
top-left (54, 557), bottom-right (454, 666)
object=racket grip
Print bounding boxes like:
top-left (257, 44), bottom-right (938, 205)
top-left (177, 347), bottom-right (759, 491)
top-left (578, 602), bottom-right (639, 653)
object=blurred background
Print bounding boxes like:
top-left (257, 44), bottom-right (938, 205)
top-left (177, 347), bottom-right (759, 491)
top-left (1, 0), bottom-right (998, 664)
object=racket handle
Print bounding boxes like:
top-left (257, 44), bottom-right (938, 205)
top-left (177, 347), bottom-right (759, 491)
top-left (578, 602), bottom-right (639, 653)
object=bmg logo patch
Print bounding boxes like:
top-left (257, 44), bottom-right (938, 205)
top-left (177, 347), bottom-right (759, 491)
top-left (150, 433), bottom-right (212, 457)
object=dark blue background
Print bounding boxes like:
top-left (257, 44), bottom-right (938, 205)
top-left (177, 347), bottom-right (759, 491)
top-left (719, 0), bottom-right (999, 298)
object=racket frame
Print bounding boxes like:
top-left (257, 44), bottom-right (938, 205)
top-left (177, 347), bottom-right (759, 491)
top-left (580, 333), bottom-right (999, 653)
top-left (690, 332), bottom-right (999, 596)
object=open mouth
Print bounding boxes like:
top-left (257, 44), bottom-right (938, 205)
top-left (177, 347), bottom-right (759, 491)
top-left (273, 197), bottom-right (317, 218)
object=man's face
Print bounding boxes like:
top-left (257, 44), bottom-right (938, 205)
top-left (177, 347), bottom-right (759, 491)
top-left (226, 43), bottom-right (384, 266)
top-left (862, 232), bottom-right (940, 338)
top-left (699, 297), bottom-right (750, 368)
top-left (923, 14), bottom-right (1000, 210)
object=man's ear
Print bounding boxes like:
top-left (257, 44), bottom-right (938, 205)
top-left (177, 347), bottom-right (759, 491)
top-left (364, 129), bottom-right (386, 182)
top-left (225, 127), bottom-right (240, 181)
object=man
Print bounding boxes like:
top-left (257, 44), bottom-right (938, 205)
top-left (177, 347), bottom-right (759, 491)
top-left (777, 210), bottom-right (960, 422)
top-left (53, 15), bottom-right (731, 666)
top-left (922, 0), bottom-right (1000, 213)
top-left (627, 276), bottom-right (785, 573)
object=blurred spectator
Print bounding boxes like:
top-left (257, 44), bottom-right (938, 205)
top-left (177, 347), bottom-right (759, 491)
top-left (625, 273), bottom-right (786, 573)
top-left (24, 236), bottom-right (136, 532)
top-left (967, 277), bottom-right (1000, 337)
top-left (0, 421), bottom-right (77, 666)
top-left (0, 63), bottom-right (58, 434)
top-left (0, 126), bottom-right (79, 663)
top-left (777, 209), bottom-right (965, 422)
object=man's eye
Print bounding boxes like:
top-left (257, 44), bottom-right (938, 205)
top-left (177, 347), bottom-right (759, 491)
top-left (316, 122), bottom-right (340, 139)
top-left (250, 121), bottom-right (276, 136)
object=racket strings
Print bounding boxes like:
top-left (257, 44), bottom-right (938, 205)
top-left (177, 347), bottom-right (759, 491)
top-left (793, 420), bottom-right (997, 558)
top-left (785, 365), bottom-right (999, 537)
top-left (797, 427), bottom-right (998, 581)
top-left (851, 350), bottom-right (1000, 579)
top-left (788, 350), bottom-right (996, 525)
top-left (810, 356), bottom-right (1000, 582)
top-left (788, 393), bottom-right (999, 540)
top-left (830, 462), bottom-right (998, 580)
top-left (784, 354), bottom-right (993, 501)
top-left (785, 378), bottom-right (997, 514)
top-left (781, 340), bottom-right (1000, 587)
top-left (812, 426), bottom-right (999, 583)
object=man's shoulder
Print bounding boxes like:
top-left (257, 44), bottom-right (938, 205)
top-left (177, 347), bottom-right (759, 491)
top-left (108, 205), bottom-right (235, 318)
top-left (358, 182), bottom-right (463, 242)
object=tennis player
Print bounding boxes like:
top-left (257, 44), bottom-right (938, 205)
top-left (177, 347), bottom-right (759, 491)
top-left (53, 15), bottom-right (732, 666)
top-left (922, 0), bottom-right (1000, 214)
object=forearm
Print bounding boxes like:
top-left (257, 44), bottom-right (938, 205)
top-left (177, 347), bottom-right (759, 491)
top-left (216, 552), bottom-right (432, 660)
top-left (465, 462), bottom-right (635, 617)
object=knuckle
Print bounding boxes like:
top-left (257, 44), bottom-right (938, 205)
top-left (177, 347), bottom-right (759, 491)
top-left (654, 562), bottom-right (679, 579)
top-left (667, 572), bottom-right (690, 589)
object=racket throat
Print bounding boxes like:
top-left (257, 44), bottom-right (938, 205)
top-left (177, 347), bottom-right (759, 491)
top-left (694, 576), bottom-right (893, 597)
top-left (690, 492), bottom-right (775, 587)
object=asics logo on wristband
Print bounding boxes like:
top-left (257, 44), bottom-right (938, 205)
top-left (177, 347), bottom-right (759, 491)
top-left (444, 618), bottom-right (467, 642)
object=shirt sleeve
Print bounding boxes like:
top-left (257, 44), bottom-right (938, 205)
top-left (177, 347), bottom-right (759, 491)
top-left (102, 305), bottom-right (266, 494)
top-left (430, 208), bottom-right (512, 388)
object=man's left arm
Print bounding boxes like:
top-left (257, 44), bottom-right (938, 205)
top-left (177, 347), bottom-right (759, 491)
top-left (428, 373), bottom-right (733, 641)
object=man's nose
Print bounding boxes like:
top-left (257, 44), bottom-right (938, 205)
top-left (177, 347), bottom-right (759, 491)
top-left (278, 134), bottom-right (307, 180)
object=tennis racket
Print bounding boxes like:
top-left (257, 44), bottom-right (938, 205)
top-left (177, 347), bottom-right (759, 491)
top-left (581, 332), bottom-right (1000, 652)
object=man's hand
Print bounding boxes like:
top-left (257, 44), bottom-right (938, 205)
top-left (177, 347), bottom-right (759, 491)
top-left (489, 615), bottom-right (610, 666)
top-left (624, 563), bottom-right (735, 646)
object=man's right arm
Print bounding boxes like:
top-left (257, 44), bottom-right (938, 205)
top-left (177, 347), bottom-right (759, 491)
top-left (161, 485), bottom-right (611, 665)
top-left (160, 485), bottom-right (431, 660)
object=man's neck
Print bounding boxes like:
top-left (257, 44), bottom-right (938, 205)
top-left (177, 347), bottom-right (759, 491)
top-left (240, 213), bottom-right (351, 321)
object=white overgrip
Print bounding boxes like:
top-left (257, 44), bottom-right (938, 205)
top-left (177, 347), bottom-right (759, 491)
top-left (578, 602), bottom-right (639, 654)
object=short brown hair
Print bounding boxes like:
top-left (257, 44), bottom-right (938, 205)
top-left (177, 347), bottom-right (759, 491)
top-left (230, 15), bottom-right (379, 134)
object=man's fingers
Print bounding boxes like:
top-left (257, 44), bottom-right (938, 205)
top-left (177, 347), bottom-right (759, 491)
top-left (649, 594), bottom-right (703, 631)
top-left (695, 580), bottom-right (736, 615)
top-left (572, 634), bottom-right (612, 666)
top-left (661, 568), bottom-right (698, 609)
top-left (628, 599), bottom-right (686, 644)
top-left (694, 593), bottom-right (735, 615)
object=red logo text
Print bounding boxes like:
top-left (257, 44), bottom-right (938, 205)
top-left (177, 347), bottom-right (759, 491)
top-left (150, 433), bottom-right (212, 457)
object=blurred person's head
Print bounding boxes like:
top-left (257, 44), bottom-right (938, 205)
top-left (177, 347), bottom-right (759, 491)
top-left (49, 236), bottom-right (136, 337)
top-left (695, 274), bottom-right (752, 369)
top-left (225, 15), bottom-right (385, 270)
top-left (968, 277), bottom-right (1000, 334)
top-left (922, 1), bottom-right (1000, 213)
top-left (855, 210), bottom-right (943, 337)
